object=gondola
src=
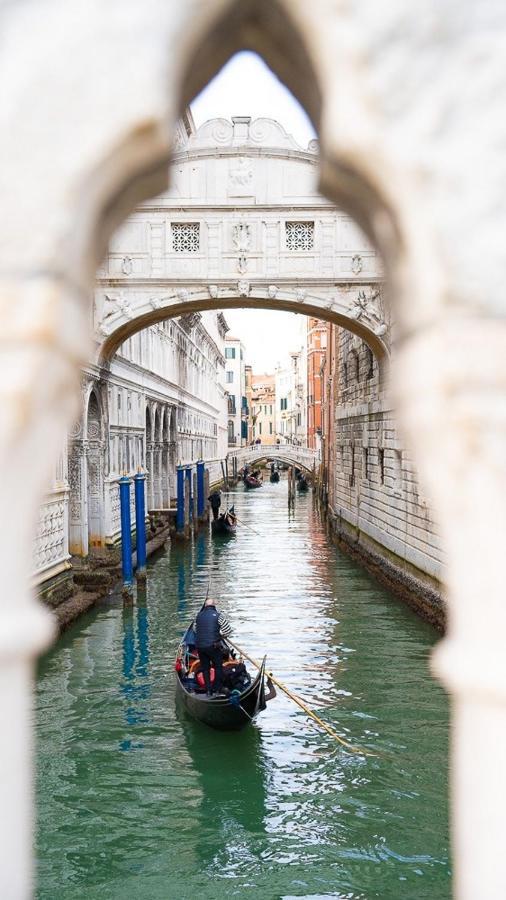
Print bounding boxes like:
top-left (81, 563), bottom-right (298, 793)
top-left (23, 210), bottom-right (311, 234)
top-left (269, 471), bottom-right (280, 483)
top-left (244, 474), bottom-right (262, 489)
top-left (297, 475), bottom-right (309, 492)
top-left (211, 507), bottom-right (237, 536)
top-left (175, 625), bottom-right (276, 730)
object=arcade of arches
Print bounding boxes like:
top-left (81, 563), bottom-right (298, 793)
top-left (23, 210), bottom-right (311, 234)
top-left (2, 3), bottom-right (506, 898)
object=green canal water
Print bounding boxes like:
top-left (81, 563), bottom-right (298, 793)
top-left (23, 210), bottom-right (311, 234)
top-left (35, 478), bottom-right (451, 900)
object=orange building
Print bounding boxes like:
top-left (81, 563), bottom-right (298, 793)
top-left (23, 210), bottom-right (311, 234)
top-left (320, 322), bottom-right (339, 505)
top-left (307, 318), bottom-right (328, 450)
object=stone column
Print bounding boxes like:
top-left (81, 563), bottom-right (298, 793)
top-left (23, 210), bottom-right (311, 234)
top-left (68, 439), bottom-right (88, 557)
top-left (146, 442), bottom-right (155, 511)
top-left (161, 441), bottom-right (170, 508)
top-left (0, 275), bottom-right (84, 897)
top-left (396, 318), bottom-right (506, 900)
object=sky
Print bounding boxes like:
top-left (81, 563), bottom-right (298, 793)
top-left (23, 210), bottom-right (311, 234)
top-left (191, 52), bottom-right (317, 373)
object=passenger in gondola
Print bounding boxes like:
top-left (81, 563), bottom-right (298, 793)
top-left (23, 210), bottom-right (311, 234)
top-left (208, 490), bottom-right (221, 520)
top-left (195, 598), bottom-right (233, 696)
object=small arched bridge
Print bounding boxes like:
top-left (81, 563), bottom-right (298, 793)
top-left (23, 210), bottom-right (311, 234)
top-left (227, 444), bottom-right (320, 475)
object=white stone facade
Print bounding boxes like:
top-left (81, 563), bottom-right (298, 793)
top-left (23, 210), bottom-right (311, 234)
top-left (224, 335), bottom-right (247, 447)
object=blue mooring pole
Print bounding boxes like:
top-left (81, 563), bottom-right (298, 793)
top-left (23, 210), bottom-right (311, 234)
top-left (186, 466), bottom-right (193, 521)
top-left (134, 471), bottom-right (147, 577)
top-left (119, 476), bottom-right (133, 588)
top-left (176, 466), bottom-right (185, 533)
top-left (196, 460), bottom-right (205, 518)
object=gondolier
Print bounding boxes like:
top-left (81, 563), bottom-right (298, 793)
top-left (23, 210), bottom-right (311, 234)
top-left (195, 598), bottom-right (233, 696)
top-left (208, 490), bottom-right (221, 520)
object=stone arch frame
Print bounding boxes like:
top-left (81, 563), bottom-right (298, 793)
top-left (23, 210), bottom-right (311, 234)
top-left (2, 3), bottom-right (504, 897)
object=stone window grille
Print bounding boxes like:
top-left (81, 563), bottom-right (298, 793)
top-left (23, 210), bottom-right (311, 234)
top-left (172, 222), bottom-right (200, 253)
top-left (285, 221), bottom-right (314, 251)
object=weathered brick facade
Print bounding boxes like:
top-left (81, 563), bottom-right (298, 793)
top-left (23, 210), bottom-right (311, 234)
top-left (323, 327), bottom-right (444, 627)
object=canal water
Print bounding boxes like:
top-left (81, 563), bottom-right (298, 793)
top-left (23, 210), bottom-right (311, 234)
top-left (35, 477), bottom-right (450, 900)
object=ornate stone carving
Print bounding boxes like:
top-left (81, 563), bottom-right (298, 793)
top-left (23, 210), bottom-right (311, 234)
top-left (350, 289), bottom-right (388, 337)
top-left (34, 498), bottom-right (66, 573)
top-left (178, 312), bottom-right (201, 332)
top-left (117, 297), bottom-right (133, 320)
top-left (150, 297), bottom-right (163, 310)
top-left (121, 256), bottom-right (133, 275)
top-left (295, 288), bottom-right (307, 302)
top-left (237, 255), bottom-right (248, 274)
top-left (229, 157), bottom-right (253, 189)
top-left (177, 288), bottom-right (189, 302)
top-left (208, 284), bottom-right (219, 299)
top-left (268, 285), bottom-right (278, 298)
top-left (232, 223), bottom-right (251, 252)
top-left (351, 254), bottom-right (363, 275)
top-left (237, 280), bottom-right (250, 297)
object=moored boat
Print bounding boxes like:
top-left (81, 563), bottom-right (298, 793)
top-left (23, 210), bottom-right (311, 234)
top-left (269, 471), bottom-right (280, 483)
top-left (175, 625), bottom-right (275, 730)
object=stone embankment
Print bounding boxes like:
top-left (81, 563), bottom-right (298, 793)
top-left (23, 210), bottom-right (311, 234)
top-left (39, 511), bottom-right (173, 633)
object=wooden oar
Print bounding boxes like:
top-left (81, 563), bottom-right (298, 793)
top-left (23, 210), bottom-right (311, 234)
top-left (229, 513), bottom-right (262, 536)
top-left (228, 639), bottom-right (376, 757)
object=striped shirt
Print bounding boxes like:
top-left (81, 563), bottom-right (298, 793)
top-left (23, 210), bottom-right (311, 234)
top-left (218, 612), bottom-right (233, 638)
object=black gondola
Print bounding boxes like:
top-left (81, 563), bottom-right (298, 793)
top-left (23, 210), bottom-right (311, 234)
top-left (244, 474), bottom-right (262, 489)
top-left (211, 507), bottom-right (237, 536)
top-left (297, 474), bottom-right (309, 492)
top-left (175, 626), bottom-right (276, 730)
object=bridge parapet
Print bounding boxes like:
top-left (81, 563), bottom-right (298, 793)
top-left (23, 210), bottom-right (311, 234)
top-left (227, 444), bottom-right (320, 474)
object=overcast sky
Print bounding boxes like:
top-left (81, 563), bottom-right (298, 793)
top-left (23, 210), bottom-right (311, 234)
top-left (191, 52), bottom-right (317, 373)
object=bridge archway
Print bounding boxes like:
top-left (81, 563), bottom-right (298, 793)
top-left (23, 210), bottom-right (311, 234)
top-left (97, 289), bottom-right (389, 367)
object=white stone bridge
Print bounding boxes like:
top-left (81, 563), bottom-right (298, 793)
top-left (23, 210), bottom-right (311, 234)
top-left (227, 444), bottom-right (320, 475)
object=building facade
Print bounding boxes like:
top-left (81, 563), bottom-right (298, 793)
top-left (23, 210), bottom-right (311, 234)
top-left (307, 318), bottom-right (328, 451)
top-left (320, 322), bottom-right (442, 623)
top-left (250, 374), bottom-right (276, 444)
top-left (224, 335), bottom-right (247, 447)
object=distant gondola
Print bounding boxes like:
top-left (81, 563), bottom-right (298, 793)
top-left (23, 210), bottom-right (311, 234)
top-left (269, 463), bottom-right (280, 483)
top-left (211, 508), bottom-right (237, 536)
top-left (175, 625), bottom-right (276, 730)
top-left (244, 474), bottom-right (262, 489)
top-left (297, 475), bottom-right (310, 492)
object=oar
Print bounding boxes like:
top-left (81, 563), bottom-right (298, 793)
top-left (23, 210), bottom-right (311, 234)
top-left (228, 639), bottom-right (376, 757)
top-left (230, 513), bottom-right (262, 536)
